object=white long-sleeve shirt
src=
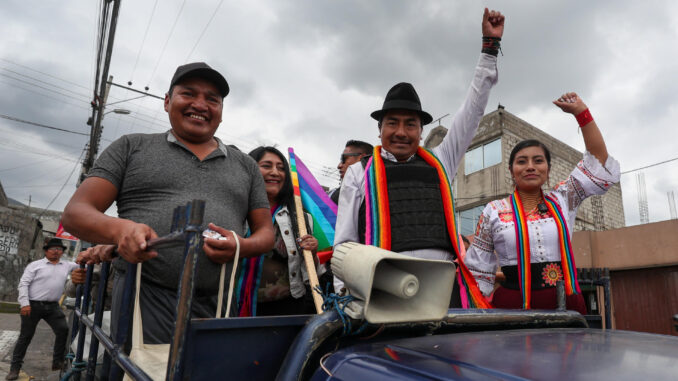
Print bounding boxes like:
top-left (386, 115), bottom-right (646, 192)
top-left (17, 258), bottom-right (79, 307)
top-left (464, 152), bottom-right (621, 296)
top-left (333, 53), bottom-right (499, 291)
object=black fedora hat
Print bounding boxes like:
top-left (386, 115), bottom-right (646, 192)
top-left (370, 82), bottom-right (433, 126)
top-left (169, 62), bottom-right (229, 97)
top-left (43, 237), bottom-right (67, 251)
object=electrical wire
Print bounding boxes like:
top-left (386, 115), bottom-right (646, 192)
top-left (0, 78), bottom-right (90, 111)
top-left (147, 0), bottom-right (188, 86)
top-left (0, 113), bottom-right (90, 136)
top-left (0, 141), bottom-right (82, 163)
top-left (129, 0), bottom-right (160, 82)
top-left (621, 156), bottom-right (678, 175)
top-left (0, 67), bottom-right (90, 100)
top-left (185, 0), bottom-right (225, 61)
top-left (0, 73), bottom-right (90, 103)
top-left (0, 58), bottom-right (90, 91)
top-left (37, 148), bottom-right (86, 218)
top-left (4, 184), bottom-right (77, 189)
top-left (0, 153), bottom-right (81, 172)
top-left (93, 0), bottom-right (109, 100)
top-left (0, 126), bottom-right (88, 151)
top-left (91, 0), bottom-right (102, 94)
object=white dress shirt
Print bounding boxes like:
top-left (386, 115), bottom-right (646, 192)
top-left (333, 53), bottom-right (499, 291)
top-left (18, 258), bottom-right (79, 307)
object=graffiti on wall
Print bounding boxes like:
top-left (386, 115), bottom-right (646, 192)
top-left (0, 225), bottom-right (20, 255)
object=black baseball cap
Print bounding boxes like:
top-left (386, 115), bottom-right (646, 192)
top-left (169, 62), bottom-right (229, 97)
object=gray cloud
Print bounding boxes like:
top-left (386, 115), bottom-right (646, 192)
top-left (0, 0), bottom-right (677, 226)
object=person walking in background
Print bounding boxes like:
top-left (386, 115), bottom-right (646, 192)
top-left (6, 238), bottom-right (84, 380)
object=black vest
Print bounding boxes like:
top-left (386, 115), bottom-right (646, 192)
top-left (358, 155), bottom-right (453, 253)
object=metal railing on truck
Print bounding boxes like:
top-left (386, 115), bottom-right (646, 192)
top-left (64, 199), bottom-right (591, 381)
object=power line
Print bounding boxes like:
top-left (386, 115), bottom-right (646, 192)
top-left (0, 59), bottom-right (161, 115)
top-left (0, 78), bottom-right (91, 111)
top-left (0, 154), bottom-right (81, 172)
top-left (0, 72), bottom-right (90, 103)
top-left (4, 184), bottom-right (78, 189)
top-left (0, 58), bottom-right (90, 91)
top-left (0, 67), bottom-right (90, 100)
top-left (0, 126), bottom-right (88, 151)
top-left (10, 157), bottom-right (83, 188)
top-left (0, 113), bottom-right (90, 136)
top-left (38, 148), bottom-right (86, 218)
top-left (93, 0), bottom-right (112, 100)
top-left (83, 0), bottom-right (122, 182)
top-left (185, 0), bottom-right (225, 61)
top-left (0, 141), bottom-right (82, 163)
top-left (90, 0), bottom-right (101, 95)
top-left (147, 0), bottom-right (188, 86)
top-left (621, 156), bottom-right (678, 175)
top-left (129, 0), bottom-right (160, 82)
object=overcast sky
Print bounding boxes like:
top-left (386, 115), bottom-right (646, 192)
top-left (0, 0), bottom-right (676, 226)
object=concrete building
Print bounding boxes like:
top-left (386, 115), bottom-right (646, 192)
top-left (0, 183), bottom-right (44, 301)
top-left (573, 219), bottom-right (678, 336)
top-left (0, 181), bottom-right (79, 301)
top-left (424, 106), bottom-right (625, 236)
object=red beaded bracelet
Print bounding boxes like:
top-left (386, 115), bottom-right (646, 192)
top-left (575, 108), bottom-right (593, 127)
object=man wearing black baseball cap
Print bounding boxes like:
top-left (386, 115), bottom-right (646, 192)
top-left (62, 62), bottom-right (275, 350)
top-left (333, 9), bottom-right (505, 308)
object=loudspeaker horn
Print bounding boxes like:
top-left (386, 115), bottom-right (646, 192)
top-left (332, 242), bottom-right (456, 324)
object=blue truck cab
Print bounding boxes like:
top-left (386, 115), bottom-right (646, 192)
top-left (67, 202), bottom-right (678, 380)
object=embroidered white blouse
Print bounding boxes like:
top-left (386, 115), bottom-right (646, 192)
top-left (464, 151), bottom-right (621, 296)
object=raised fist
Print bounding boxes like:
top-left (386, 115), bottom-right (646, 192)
top-left (482, 8), bottom-right (505, 38)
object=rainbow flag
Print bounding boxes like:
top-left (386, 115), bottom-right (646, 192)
top-left (288, 148), bottom-right (338, 250)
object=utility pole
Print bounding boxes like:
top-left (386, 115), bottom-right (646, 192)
top-left (80, 76), bottom-right (113, 184)
top-left (79, 0), bottom-right (122, 185)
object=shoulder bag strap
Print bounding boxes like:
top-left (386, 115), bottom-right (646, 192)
top-left (131, 262), bottom-right (143, 348)
top-left (216, 231), bottom-right (241, 318)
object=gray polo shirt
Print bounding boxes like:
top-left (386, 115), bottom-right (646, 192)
top-left (89, 131), bottom-right (269, 294)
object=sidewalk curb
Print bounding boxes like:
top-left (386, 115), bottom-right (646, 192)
top-left (0, 303), bottom-right (20, 315)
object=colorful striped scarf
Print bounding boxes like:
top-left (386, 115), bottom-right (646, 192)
top-left (510, 190), bottom-right (580, 309)
top-left (364, 146), bottom-right (491, 309)
top-left (236, 205), bottom-right (282, 317)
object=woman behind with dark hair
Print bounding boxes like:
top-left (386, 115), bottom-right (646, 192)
top-left (237, 146), bottom-right (325, 316)
top-left (463, 93), bottom-right (620, 313)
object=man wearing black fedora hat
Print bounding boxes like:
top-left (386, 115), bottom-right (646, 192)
top-left (6, 238), bottom-right (81, 379)
top-left (62, 62), bottom-right (274, 348)
top-left (333, 9), bottom-right (505, 303)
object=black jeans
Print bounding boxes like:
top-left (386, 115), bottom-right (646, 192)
top-left (10, 301), bottom-right (69, 370)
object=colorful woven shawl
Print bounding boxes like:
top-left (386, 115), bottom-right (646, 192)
top-left (364, 146), bottom-right (491, 309)
top-left (509, 189), bottom-right (580, 309)
top-left (236, 205), bottom-right (282, 317)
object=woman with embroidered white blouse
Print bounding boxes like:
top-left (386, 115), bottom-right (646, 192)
top-left (463, 93), bottom-right (620, 313)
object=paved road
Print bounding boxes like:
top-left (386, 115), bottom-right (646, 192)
top-left (0, 312), bottom-right (67, 381)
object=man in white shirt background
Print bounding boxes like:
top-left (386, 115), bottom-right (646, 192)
top-left (6, 238), bottom-right (82, 381)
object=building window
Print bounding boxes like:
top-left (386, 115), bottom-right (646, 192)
top-left (464, 138), bottom-right (502, 175)
top-left (458, 205), bottom-right (485, 236)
